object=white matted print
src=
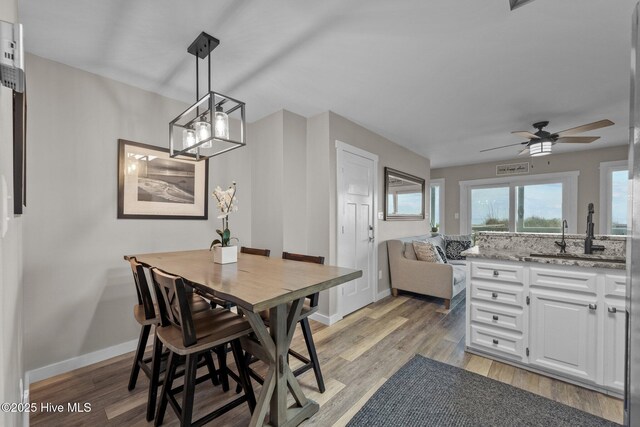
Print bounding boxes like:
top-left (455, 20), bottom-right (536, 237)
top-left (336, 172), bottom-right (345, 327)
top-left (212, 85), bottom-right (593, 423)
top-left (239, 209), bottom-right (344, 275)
top-left (117, 139), bottom-right (208, 219)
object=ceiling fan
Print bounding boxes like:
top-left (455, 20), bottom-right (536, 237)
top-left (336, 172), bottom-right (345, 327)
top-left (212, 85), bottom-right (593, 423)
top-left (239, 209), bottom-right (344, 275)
top-left (480, 119), bottom-right (615, 157)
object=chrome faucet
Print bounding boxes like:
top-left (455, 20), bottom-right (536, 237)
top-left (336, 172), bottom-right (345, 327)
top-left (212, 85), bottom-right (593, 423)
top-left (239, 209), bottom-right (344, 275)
top-left (585, 203), bottom-right (605, 254)
top-left (555, 219), bottom-right (568, 253)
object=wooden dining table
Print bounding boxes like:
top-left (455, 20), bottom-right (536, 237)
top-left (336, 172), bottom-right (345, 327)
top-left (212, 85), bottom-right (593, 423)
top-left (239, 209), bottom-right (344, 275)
top-left (124, 249), bottom-right (362, 427)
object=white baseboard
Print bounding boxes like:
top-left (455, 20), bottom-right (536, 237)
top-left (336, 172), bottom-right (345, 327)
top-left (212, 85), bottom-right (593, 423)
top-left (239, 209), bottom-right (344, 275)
top-left (309, 311), bottom-right (343, 326)
top-left (376, 288), bottom-right (391, 301)
top-left (27, 338), bottom-right (140, 384)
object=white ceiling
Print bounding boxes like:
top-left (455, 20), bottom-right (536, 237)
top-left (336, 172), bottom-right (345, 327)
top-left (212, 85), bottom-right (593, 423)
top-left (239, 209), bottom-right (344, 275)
top-left (19, 0), bottom-right (638, 167)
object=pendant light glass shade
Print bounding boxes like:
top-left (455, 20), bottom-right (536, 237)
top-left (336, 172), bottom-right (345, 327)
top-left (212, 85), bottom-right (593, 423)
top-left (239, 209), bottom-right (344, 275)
top-left (214, 106), bottom-right (229, 139)
top-left (529, 141), bottom-right (552, 157)
top-left (194, 120), bottom-right (212, 148)
top-left (182, 128), bottom-right (197, 153)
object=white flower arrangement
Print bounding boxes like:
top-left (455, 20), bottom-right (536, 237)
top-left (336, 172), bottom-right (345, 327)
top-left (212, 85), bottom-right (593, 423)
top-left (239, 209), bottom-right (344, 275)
top-left (210, 181), bottom-right (238, 249)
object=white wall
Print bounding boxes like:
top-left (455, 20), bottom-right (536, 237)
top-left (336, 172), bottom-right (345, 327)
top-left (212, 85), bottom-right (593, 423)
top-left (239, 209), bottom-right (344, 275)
top-left (249, 109), bottom-right (308, 256)
top-left (249, 110), bottom-right (284, 254)
top-left (23, 54), bottom-right (252, 373)
top-left (282, 111), bottom-right (308, 254)
top-left (0, 1), bottom-right (25, 425)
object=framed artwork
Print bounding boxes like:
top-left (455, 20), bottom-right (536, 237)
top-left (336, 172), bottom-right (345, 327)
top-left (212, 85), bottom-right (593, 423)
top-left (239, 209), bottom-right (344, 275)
top-left (13, 89), bottom-right (26, 215)
top-left (117, 139), bottom-right (208, 219)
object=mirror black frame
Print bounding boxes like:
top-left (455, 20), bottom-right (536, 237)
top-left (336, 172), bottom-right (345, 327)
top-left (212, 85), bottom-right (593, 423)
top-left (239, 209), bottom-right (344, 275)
top-left (384, 167), bottom-right (426, 221)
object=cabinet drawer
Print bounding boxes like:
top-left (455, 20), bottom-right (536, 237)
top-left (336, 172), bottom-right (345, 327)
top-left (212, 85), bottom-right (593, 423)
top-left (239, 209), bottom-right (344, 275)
top-left (471, 281), bottom-right (525, 307)
top-left (530, 267), bottom-right (597, 294)
top-left (469, 324), bottom-right (524, 359)
top-left (470, 302), bottom-right (523, 332)
top-left (471, 261), bottom-right (524, 284)
top-left (605, 274), bottom-right (626, 298)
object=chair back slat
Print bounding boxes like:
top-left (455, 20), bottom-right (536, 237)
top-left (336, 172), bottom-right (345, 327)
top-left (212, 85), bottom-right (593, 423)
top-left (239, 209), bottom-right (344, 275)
top-left (241, 246), bottom-right (271, 257)
top-left (151, 268), bottom-right (197, 347)
top-left (129, 258), bottom-right (156, 320)
top-left (282, 252), bottom-right (324, 308)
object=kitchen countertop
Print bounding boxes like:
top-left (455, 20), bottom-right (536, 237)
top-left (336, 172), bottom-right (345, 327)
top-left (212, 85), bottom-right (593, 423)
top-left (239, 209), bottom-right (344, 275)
top-left (462, 246), bottom-right (626, 270)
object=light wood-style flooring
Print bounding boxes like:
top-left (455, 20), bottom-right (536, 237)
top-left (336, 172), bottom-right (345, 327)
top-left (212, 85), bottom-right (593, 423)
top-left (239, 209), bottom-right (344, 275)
top-left (30, 294), bottom-right (624, 426)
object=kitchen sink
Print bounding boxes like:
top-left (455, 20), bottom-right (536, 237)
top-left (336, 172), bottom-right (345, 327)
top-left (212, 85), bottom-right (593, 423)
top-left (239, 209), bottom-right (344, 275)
top-left (528, 253), bottom-right (626, 264)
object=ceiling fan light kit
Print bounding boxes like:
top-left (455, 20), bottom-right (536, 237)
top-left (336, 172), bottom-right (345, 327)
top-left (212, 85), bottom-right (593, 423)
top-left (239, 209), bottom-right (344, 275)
top-left (529, 140), bottom-right (552, 157)
top-left (169, 32), bottom-right (246, 161)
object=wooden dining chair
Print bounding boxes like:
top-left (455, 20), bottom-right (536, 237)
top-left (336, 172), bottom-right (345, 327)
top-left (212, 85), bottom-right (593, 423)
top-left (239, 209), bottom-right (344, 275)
top-left (127, 258), bottom-right (213, 421)
top-left (240, 246), bottom-right (271, 257)
top-left (151, 268), bottom-right (256, 427)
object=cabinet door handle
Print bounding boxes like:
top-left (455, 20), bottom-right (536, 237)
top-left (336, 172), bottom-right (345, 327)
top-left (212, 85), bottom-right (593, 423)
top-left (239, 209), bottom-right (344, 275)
top-left (608, 306), bottom-right (618, 314)
top-left (493, 270), bottom-right (499, 277)
top-left (492, 339), bottom-right (499, 345)
top-left (491, 292), bottom-right (499, 298)
top-left (492, 315), bottom-right (499, 321)
top-left (588, 303), bottom-right (597, 310)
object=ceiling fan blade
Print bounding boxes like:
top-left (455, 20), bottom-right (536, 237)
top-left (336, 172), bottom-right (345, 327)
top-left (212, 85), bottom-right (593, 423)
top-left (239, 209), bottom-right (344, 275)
top-left (554, 119), bottom-right (614, 137)
top-left (480, 142), bottom-right (527, 153)
top-left (511, 131), bottom-right (539, 139)
top-left (555, 136), bottom-right (600, 144)
top-left (518, 147), bottom-right (529, 156)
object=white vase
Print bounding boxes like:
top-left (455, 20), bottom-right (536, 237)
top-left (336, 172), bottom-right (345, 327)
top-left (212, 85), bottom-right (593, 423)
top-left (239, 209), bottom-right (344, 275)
top-left (213, 245), bottom-right (238, 264)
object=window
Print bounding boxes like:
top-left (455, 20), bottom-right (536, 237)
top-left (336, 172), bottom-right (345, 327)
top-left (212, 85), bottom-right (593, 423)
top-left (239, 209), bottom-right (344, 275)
top-left (430, 178), bottom-right (445, 232)
top-left (515, 183), bottom-right (563, 233)
top-left (460, 172), bottom-right (578, 235)
top-left (600, 160), bottom-right (630, 235)
top-left (470, 186), bottom-right (509, 232)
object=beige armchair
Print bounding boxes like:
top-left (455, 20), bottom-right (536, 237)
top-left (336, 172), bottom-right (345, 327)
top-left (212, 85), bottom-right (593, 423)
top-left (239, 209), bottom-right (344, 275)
top-left (387, 236), bottom-right (466, 309)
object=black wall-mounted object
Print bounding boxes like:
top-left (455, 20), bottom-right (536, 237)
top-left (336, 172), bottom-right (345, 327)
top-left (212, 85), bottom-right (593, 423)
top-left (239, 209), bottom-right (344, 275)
top-left (13, 88), bottom-right (26, 215)
top-left (509, 0), bottom-right (536, 10)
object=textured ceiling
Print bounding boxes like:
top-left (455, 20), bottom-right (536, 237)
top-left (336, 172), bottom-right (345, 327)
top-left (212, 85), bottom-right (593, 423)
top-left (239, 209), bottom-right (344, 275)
top-left (19, 0), bottom-right (637, 167)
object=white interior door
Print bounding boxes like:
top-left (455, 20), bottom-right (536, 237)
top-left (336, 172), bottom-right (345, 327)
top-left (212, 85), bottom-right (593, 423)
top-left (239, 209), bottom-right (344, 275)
top-left (337, 142), bottom-right (377, 317)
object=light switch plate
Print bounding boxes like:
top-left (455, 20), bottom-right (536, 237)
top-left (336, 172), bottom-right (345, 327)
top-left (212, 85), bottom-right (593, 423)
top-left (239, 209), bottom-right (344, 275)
top-left (377, 212), bottom-right (384, 220)
top-left (454, 212), bottom-right (459, 220)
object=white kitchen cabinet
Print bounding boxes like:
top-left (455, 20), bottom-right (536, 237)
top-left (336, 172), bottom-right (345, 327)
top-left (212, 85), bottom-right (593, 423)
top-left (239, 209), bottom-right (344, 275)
top-left (528, 289), bottom-right (598, 383)
top-left (466, 259), bottom-right (626, 395)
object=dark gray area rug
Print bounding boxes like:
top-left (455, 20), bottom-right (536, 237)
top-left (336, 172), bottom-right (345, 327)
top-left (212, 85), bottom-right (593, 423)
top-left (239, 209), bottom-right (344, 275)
top-left (346, 355), bottom-right (620, 427)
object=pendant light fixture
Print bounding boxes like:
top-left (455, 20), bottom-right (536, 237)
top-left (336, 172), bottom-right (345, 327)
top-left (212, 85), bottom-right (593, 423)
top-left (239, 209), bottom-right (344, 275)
top-left (170, 32), bottom-right (246, 160)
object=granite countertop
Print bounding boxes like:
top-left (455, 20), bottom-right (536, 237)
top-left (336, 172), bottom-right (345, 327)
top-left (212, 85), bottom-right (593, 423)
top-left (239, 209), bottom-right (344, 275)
top-left (462, 246), bottom-right (626, 270)
top-left (474, 231), bottom-right (627, 241)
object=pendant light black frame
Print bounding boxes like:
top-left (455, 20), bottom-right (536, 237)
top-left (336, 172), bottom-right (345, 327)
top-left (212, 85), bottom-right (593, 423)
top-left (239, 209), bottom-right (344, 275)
top-left (169, 32), bottom-right (246, 161)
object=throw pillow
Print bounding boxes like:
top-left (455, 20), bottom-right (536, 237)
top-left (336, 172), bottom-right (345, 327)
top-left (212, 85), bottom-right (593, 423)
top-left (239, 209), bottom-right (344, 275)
top-left (435, 246), bottom-right (448, 264)
top-left (445, 239), bottom-right (472, 260)
top-left (412, 241), bottom-right (444, 263)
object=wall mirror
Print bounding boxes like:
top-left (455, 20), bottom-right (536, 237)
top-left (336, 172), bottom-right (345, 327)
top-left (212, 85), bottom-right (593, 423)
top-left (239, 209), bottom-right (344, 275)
top-left (384, 167), bottom-right (425, 220)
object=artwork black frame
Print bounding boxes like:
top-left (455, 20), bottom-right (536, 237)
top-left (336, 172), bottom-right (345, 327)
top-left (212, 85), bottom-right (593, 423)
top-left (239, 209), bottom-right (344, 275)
top-left (117, 139), bottom-right (209, 220)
